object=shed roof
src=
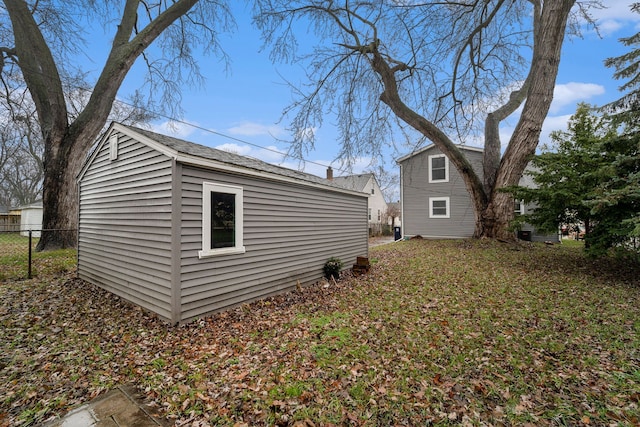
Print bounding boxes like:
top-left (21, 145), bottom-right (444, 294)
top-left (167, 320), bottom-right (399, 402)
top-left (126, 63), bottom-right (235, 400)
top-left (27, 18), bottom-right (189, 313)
top-left (16, 200), bottom-right (43, 210)
top-left (81, 123), bottom-right (367, 198)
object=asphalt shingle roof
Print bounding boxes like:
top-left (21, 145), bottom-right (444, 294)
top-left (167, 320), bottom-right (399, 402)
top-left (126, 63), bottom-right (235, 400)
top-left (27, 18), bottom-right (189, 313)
top-left (330, 174), bottom-right (373, 192)
top-left (124, 125), bottom-right (360, 193)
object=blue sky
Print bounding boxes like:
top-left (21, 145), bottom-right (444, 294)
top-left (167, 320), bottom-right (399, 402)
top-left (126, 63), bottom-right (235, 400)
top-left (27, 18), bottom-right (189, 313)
top-left (108, 1), bottom-right (640, 182)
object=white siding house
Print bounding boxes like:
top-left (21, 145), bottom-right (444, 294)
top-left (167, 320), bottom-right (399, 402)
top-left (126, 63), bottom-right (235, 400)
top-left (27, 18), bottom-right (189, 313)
top-left (19, 200), bottom-right (43, 237)
top-left (397, 144), bottom-right (559, 242)
top-left (77, 123), bottom-right (369, 324)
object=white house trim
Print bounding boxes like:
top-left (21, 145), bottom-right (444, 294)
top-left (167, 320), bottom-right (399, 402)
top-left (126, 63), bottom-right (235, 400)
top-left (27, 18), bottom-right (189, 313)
top-left (429, 196), bottom-right (450, 219)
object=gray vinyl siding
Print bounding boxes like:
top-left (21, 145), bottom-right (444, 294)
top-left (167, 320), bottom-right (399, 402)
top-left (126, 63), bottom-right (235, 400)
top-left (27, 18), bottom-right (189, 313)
top-left (78, 123), bottom-right (369, 324)
top-left (178, 165), bottom-right (368, 322)
top-left (518, 168), bottom-right (560, 243)
top-left (400, 147), bottom-right (482, 238)
top-left (78, 132), bottom-right (174, 320)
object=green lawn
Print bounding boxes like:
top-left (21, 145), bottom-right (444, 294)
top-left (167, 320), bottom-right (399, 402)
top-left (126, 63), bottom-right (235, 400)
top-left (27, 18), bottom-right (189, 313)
top-left (1, 239), bottom-right (639, 426)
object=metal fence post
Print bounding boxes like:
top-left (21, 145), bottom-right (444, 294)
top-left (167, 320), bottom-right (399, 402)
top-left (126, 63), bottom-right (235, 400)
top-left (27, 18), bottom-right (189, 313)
top-left (28, 230), bottom-right (32, 279)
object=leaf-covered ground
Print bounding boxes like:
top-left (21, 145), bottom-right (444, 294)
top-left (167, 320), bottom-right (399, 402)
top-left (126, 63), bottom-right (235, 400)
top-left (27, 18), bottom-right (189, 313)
top-left (1, 239), bottom-right (639, 426)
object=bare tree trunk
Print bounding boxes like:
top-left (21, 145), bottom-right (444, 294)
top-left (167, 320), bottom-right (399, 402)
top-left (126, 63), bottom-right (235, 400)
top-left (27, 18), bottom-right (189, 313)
top-left (37, 133), bottom-right (83, 249)
top-left (478, 0), bottom-right (574, 240)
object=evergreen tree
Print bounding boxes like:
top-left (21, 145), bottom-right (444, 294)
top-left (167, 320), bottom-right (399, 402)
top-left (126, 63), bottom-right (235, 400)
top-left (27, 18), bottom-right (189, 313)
top-left (584, 3), bottom-right (640, 256)
top-left (510, 103), bottom-right (615, 243)
top-left (587, 2), bottom-right (640, 256)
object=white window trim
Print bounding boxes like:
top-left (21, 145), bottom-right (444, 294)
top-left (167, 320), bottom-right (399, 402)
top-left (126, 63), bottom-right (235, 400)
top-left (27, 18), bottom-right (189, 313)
top-left (199, 182), bottom-right (246, 258)
top-left (428, 154), bottom-right (449, 183)
top-left (429, 197), bottom-right (450, 219)
top-left (109, 133), bottom-right (118, 161)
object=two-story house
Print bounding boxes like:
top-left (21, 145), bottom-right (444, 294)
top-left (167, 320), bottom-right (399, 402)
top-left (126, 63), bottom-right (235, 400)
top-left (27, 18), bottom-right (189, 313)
top-left (397, 144), bottom-right (559, 242)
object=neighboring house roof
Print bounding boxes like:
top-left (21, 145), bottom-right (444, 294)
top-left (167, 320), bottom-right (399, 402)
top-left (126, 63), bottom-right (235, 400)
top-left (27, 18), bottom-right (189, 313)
top-left (396, 143), bottom-right (484, 163)
top-left (331, 173), bottom-right (374, 192)
top-left (81, 123), bottom-right (366, 197)
top-left (16, 200), bottom-right (43, 210)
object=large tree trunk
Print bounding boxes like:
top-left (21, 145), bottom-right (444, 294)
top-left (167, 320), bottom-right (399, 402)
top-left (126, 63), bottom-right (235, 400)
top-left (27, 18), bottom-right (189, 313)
top-left (37, 131), bottom-right (85, 250)
top-left (476, 0), bottom-right (575, 240)
top-left (3, 0), bottom-right (202, 250)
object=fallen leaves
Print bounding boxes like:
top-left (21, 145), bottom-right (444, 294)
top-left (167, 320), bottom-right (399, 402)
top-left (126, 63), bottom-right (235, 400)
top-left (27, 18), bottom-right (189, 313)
top-left (1, 240), bottom-right (640, 425)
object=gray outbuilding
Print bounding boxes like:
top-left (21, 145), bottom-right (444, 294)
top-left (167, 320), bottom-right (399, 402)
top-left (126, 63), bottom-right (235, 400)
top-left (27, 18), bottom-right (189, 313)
top-left (77, 123), bottom-right (368, 324)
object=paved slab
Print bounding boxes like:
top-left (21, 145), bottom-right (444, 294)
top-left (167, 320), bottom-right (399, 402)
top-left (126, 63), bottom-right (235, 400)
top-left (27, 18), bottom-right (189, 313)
top-left (43, 385), bottom-right (171, 427)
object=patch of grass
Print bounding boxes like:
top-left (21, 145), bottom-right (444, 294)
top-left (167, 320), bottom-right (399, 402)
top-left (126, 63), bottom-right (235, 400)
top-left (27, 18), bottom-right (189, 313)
top-left (0, 239), bottom-right (76, 280)
top-left (2, 239), bottom-right (640, 426)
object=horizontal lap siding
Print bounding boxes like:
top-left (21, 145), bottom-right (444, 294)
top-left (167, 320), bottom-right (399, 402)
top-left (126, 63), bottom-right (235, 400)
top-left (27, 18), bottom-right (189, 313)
top-left (401, 148), bottom-right (482, 238)
top-left (179, 166), bottom-right (368, 322)
top-left (78, 133), bottom-right (173, 320)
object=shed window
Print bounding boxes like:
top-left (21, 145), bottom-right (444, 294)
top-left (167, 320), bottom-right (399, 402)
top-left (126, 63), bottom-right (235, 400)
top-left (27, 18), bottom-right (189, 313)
top-left (429, 197), bottom-right (450, 218)
top-left (199, 182), bottom-right (245, 258)
top-left (429, 154), bottom-right (449, 183)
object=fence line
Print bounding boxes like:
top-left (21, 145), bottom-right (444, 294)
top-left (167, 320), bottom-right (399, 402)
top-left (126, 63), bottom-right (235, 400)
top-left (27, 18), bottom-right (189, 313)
top-left (0, 229), bottom-right (77, 281)
top-left (0, 213), bottom-right (20, 232)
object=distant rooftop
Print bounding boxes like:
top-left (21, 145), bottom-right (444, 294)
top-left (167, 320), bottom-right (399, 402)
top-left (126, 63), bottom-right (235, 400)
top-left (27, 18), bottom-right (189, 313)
top-left (331, 174), bottom-right (374, 192)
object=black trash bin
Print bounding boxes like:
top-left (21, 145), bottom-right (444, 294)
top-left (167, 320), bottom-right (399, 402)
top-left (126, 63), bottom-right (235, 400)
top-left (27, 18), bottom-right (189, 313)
top-left (517, 230), bottom-right (532, 241)
top-left (394, 226), bottom-right (402, 241)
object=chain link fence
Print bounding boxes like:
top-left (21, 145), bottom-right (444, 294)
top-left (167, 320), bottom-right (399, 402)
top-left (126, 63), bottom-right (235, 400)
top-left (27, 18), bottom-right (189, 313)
top-left (0, 230), bottom-right (77, 281)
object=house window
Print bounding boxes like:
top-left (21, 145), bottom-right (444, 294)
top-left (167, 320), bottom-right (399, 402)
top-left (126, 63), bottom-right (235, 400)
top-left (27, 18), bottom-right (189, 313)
top-left (199, 182), bottom-right (245, 258)
top-left (428, 154), bottom-right (449, 183)
top-left (109, 133), bottom-right (118, 161)
top-left (377, 209), bottom-right (381, 221)
top-left (371, 188), bottom-right (375, 195)
top-left (514, 199), bottom-right (524, 215)
top-left (429, 197), bottom-right (450, 218)
top-left (368, 208), bottom-right (372, 221)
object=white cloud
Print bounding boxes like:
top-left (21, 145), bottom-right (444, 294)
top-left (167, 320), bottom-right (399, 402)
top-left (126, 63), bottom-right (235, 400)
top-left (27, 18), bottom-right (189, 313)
top-left (597, 19), bottom-right (624, 35)
top-left (591, 1), bottom-right (638, 22)
top-left (550, 82), bottom-right (605, 113)
top-left (150, 120), bottom-right (197, 139)
top-left (586, 1), bottom-right (640, 36)
top-left (227, 121), bottom-right (285, 137)
top-left (258, 145), bottom-right (288, 163)
top-left (496, 113), bottom-right (581, 149)
top-left (540, 114), bottom-right (573, 145)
